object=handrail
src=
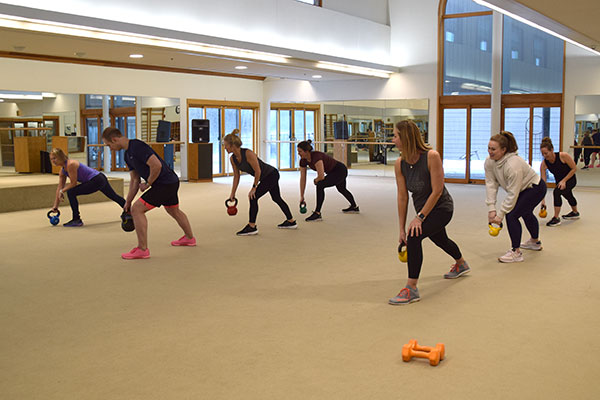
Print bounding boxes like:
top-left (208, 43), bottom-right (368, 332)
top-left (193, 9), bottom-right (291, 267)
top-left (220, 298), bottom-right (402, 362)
top-left (570, 145), bottom-right (600, 149)
top-left (264, 139), bottom-right (395, 145)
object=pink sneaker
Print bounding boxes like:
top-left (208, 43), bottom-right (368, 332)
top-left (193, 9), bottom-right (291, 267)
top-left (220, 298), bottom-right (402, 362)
top-left (171, 235), bottom-right (196, 246)
top-left (121, 247), bottom-right (150, 259)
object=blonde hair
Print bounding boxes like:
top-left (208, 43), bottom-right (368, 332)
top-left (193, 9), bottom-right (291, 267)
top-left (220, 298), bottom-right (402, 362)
top-left (395, 120), bottom-right (430, 161)
top-left (223, 128), bottom-right (242, 147)
top-left (51, 148), bottom-right (68, 163)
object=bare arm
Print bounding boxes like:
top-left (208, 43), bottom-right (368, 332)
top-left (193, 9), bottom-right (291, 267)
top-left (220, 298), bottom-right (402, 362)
top-left (540, 162), bottom-right (548, 207)
top-left (62, 161), bottom-right (80, 192)
top-left (314, 160), bottom-right (325, 183)
top-left (52, 172), bottom-right (68, 210)
top-left (558, 152), bottom-right (577, 187)
top-left (229, 156), bottom-right (240, 200)
top-left (125, 170), bottom-right (141, 212)
top-left (300, 167), bottom-right (307, 201)
top-left (417, 151), bottom-right (444, 218)
top-left (394, 158), bottom-right (409, 242)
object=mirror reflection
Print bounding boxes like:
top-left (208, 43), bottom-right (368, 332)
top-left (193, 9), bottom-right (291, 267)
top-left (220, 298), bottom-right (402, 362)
top-left (575, 95), bottom-right (600, 187)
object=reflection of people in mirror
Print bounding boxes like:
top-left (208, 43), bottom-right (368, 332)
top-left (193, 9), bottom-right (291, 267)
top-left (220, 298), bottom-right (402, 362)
top-left (539, 137), bottom-right (579, 227)
top-left (587, 129), bottom-right (600, 168)
top-left (50, 148), bottom-right (126, 227)
top-left (581, 130), bottom-right (594, 169)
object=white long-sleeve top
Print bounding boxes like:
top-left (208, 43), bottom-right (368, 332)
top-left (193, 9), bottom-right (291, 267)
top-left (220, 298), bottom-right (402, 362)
top-left (484, 152), bottom-right (540, 219)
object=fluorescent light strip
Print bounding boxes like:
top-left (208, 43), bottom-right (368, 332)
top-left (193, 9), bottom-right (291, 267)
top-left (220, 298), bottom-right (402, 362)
top-left (315, 61), bottom-right (392, 78)
top-left (0, 93), bottom-right (43, 100)
top-left (473, 0), bottom-right (600, 56)
top-left (0, 15), bottom-right (292, 63)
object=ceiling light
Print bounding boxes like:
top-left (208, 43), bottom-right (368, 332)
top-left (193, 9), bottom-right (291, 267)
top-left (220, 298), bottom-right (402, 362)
top-left (0, 93), bottom-right (43, 100)
top-left (42, 92), bottom-right (57, 98)
top-left (129, 54), bottom-right (144, 58)
top-left (0, 15), bottom-right (292, 63)
top-left (235, 65), bottom-right (248, 70)
top-left (315, 61), bottom-right (393, 78)
top-left (473, 0), bottom-right (600, 56)
top-left (312, 75), bottom-right (322, 79)
top-left (13, 45), bottom-right (25, 51)
top-left (74, 51), bottom-right (86, 57)
top-left (0, 99), bottom-right (4, 102)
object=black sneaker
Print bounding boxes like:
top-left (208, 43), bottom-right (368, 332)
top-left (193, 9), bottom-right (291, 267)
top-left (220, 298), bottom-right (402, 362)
top-left (562, 211), bottom-right (580, 220)
top-left (236, 224), bottom-right (258, 236)
top-left (305, 212), bottom-right (322, 222)
top-left (546, 217), bottom-right (561, 227)
top-left (63, 218), bottom-right (83, 227)
top-left (277, 220), bottom-right (298, 229)
top-left (342, 205), bottom-right (360, 213)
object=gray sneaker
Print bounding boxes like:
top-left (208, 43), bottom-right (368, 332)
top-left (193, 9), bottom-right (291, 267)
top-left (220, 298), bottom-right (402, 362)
top-left (520, 238), bottom-right (543, 251)
top-left (389, 286), bottom-right (420, 305)
top-left (444, 261), bottom-right (470, 279)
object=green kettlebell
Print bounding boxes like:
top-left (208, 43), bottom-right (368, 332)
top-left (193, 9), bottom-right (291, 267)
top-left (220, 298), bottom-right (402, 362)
top-left (398, 243), bottom-right (407, 263)
top-left (300, 201), bottom-right (307, 214)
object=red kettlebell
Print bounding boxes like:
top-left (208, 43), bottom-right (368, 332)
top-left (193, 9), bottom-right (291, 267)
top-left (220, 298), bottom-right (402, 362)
top-left (225, 198), bottom-right (238, 216)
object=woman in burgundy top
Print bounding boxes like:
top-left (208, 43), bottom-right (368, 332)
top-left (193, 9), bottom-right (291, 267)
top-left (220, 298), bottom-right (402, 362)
top-left (297, 140), bottom-right (358, 221)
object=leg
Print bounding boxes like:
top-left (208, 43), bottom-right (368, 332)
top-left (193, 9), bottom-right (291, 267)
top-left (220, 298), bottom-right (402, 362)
top-left (131, 199), bottom-right (151, 250)
top-left (506, 181), bottom-right (547, 249)
top-left (335, 179), bottom-right (357, 207)
top-left (552, 187), bottom-right (563, 218)
top-left (165, 206), bottom-right (194, 238)
top-left (97, 174), bottom-right (126, 208)
top-left (314, 163), bottom-right (347, 213)
top-left (65, 177), bottom-right (105, 220)
top-left (267, 173), bottom-right (294, 221)
top-left (248, 177), bottom-right (273, 225)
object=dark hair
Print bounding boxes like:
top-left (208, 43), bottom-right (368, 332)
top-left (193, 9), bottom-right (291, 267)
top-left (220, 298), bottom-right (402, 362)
top-left (101, 127), bottom-right (123, 141)
top-left (540, 137), bottom-right (554, 151)
top-left (297, 140), bottom-right (313, 152)
top-left (490, 131), bottom-right (518, 153)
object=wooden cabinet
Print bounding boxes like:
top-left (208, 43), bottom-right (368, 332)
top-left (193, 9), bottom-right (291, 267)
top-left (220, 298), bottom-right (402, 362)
top-left (187, 143), bottom-right (213, 182)
top-left (14, 137), bottom-right (46, 173)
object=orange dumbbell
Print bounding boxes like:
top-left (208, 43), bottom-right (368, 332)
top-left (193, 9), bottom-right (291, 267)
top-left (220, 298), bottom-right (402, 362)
top-left (402, 340), bottom-right (445, 366)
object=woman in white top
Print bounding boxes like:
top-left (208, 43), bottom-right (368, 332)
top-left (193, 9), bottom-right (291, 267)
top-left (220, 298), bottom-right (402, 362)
top-left (485, 131), bottom-right (547, 263)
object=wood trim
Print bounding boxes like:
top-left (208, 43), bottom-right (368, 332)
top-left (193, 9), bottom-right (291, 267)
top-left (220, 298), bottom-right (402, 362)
top-left (270, 103), bottom-right (321, 110)
top-left (0, 51), bottom-right (266, 81)
top-left (443, 11), bottom-right (492, 19)
top-left (440, 95), bottom-right (492, 106)
top-left (561, 42), bottom-right (566, 152)
top-left (501, 93), bottom-right (562, 106)
top-left (187, 99), bottom-right (260, 108)
top-left (437, 0), bottom-right (446, 154)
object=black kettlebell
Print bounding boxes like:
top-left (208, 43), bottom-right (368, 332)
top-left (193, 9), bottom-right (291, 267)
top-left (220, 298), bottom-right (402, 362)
top-left (47, 209), bottom-right (60, 226)
top-left (226, 198), bottom-right (238, 216)
top-left (121, 211), bottom-right (135, 232)
top-left (299, 201), bottom-right (307, 214)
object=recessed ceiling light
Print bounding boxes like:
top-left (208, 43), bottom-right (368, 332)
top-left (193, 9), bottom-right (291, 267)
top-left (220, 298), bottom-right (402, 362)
top-left (74, 51), bottom-right (86, 57)
top-left (129, 54), bottom-right (144, 58)
top-left (0, 99), bottom-right (4, 102)
top-left (13, 45), bottom-right (25, 51)
top-left (235, 65), bottom-right (248, 70)
top-left (312, 75), bottom-right (322, 79)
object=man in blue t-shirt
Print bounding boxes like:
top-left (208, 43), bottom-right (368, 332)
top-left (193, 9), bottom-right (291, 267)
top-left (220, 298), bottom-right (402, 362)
top-left (102, 127), bottom-right (196, 259)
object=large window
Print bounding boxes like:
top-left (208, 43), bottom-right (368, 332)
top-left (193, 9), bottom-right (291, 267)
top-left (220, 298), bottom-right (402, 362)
top-left (187, 101), bottom-right (259, 176)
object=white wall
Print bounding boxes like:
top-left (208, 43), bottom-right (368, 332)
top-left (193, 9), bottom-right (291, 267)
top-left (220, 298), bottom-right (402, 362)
top-left (324, 0), bottom-right (389, 25)
top-left (0, 102), bottom-right (19, 116)
top-left (4, 0), bottom-right (391, 66)
top-left (563, 44), bottom-right (600, 149)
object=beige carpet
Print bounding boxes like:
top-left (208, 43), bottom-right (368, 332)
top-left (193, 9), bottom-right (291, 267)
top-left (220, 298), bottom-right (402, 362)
top-left (1, 172), bottom-right (599, 400)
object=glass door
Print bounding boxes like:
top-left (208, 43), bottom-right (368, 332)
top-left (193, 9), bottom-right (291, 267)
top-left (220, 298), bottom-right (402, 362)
top-left (442, 108), bottom-right (467, 180)
top-left (503, 107), bottom-right (530, 163)
top-left (469, 108), bottom-right (491, 180)
top-left (86, 117), bottom-right (104, 170)
top-left (111, 114), bottom-right (136, 171)
top-left (279, 110), bottom-right (293, 170)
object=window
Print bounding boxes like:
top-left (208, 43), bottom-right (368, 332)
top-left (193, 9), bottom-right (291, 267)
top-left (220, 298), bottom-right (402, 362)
top-left (295, 0), bottom-right (321, 6)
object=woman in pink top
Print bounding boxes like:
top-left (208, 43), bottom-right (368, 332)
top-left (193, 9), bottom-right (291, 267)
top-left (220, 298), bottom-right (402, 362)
top-left (297, 140), bottom-right (358, 222)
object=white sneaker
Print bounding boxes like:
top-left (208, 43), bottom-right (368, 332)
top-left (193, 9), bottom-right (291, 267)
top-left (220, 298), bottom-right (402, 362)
top-left (498, 249), bottom-right (524, 263)
top-left (520, 238), bottom-right (543, 251)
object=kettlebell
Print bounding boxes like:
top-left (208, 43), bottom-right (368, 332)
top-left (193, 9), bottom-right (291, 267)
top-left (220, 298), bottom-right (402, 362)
top-left (539, 204), bottom-right (547, 218)
top-left (488, 222), bottom-right (503, 237)
top-left (299, 201), bottom-right (307, 214)
top-left (398, 242), bottom-right (407, 263)
top-left (225, 198), bottom-right (238, 216)
top-left (121, 211), bottom-right (135, 232)
top-left (47, 209), bottom-right (60, 226)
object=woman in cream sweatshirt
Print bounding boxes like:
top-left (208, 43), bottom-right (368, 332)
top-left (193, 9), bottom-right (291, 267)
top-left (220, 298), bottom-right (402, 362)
top-left (485, 131), bottom-right (547, 263)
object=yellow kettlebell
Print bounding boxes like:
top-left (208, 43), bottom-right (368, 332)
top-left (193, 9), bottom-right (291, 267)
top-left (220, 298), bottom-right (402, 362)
top-left (488, 222), bottom-right (503, 237)
top-left (398, 243), bottom-right (407, 263)
top-left (539, 205), bottom-right (547, 218)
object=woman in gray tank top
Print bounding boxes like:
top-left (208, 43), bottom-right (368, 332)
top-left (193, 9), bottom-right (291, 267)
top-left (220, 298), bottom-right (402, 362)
top-left (388, 121), bottom-right (469, 305)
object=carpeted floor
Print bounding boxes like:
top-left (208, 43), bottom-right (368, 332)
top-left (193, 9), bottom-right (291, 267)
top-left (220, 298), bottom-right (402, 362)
top-left (1, 171), bottom-right (599, 399)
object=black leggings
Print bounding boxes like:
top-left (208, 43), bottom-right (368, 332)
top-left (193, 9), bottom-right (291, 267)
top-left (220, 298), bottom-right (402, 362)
top-left (66, 174), bottom-right (126, 219)
top-left (505, 180), bottom-right (547, 249)
top-left (249, 170), bottom-right (293, 223)
top-left (406, 207), bottom-right (462, 279)
top-left (553, 178), bottom-right (577, 208)
top-left (315, 162), bottom-right (356, 213)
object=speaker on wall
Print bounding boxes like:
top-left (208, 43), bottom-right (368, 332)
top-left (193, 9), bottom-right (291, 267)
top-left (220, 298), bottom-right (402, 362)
top-left (333, 121), bottom-right (349, 139)
top-left (156, 120), bottom-right (171, 143)
top-left (192, 119), bottom-right (210, 143)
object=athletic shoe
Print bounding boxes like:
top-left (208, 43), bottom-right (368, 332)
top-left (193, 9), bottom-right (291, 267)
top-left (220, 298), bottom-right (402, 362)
top-left (444, 261), bottom-right (470, 279)
top-left (520, 238), bottom-right (543, 251)
top-left (562, 211), bottom-right (580, 220)
top-left (581, 166), bottom-right (589, 170)
top-left (342, 205), bottom-right (360, 213)
top-left (171, 235), bottom-right (197, 246)
top-left (277, 220), bottom-right (298, 229)
top-left (121, 247), bottom-right (150, 259)
top-left (498, 249), bottom-right (524, 263)
top-left (236, 224), bottom-right (258, 236)
top-left (63, 218), bottom-right (83, 227)
top-left (305, 212), bottom-right (322, 222)
top-left (389, 286), bottom-right (420, 305)
top-left (546, 217), bottom-right (561, 227)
